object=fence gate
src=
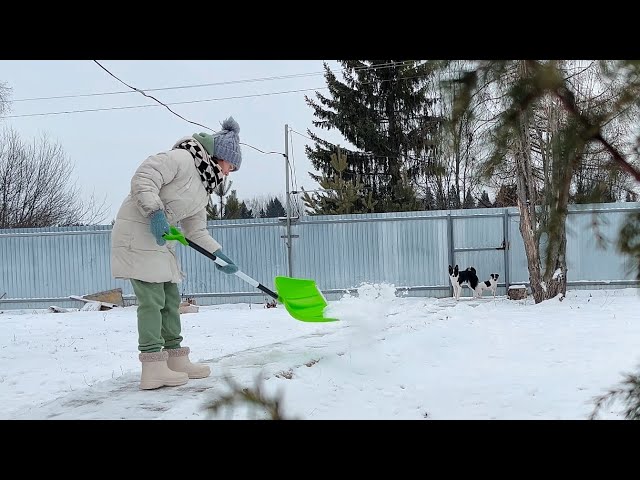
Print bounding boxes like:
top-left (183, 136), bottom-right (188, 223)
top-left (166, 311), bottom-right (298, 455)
top-left (447, 210), bottom-right (510, 298)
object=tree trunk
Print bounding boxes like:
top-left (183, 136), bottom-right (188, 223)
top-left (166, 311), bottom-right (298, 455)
top-left (513, 61), bottom-right (574, 304)
top-left (532, 99), bottom-right (567, 301)
top-left (515, 151), bottom-right (544, 303)
top-left (540, 143), bottom-right (578, 301)
top-left (513, 63), bottom-right (545, 303)
top-left (543, 222), bottom-right (568, 299)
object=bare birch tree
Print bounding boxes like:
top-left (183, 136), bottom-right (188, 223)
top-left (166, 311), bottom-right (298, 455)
top-left (0, 128), bottom-right (108, 228)
top-left (0, 81), bottom-right (11, 117)
top-left (438, 59), bottom-right (640, 303)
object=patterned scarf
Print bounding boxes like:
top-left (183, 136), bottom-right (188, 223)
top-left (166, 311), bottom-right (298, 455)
top-left (173, 138), bottom-right (224, 194)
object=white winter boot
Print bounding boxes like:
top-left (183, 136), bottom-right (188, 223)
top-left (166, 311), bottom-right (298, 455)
top-left (166, 346), bottom-right (211, 379)
top-left (139, 351), bottom-right (189, 390)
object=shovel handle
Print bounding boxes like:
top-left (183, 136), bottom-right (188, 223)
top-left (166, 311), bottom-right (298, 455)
top-left (182, 236), bottom-right (279, 301)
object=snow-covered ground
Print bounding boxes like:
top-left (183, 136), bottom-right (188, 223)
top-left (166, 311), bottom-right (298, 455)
top-left (1, 285), bottom-right (638, 420)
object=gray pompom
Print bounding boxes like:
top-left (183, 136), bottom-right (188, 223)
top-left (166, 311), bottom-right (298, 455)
top-left (221, 117), bottom-right (240, 134)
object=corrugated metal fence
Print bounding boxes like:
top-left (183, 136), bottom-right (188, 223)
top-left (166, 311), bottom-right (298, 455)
top-left (1, 202), bottom-right (638, 309)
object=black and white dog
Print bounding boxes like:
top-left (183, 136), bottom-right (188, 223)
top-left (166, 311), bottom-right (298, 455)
top-left (448, 264), bottom-right (480, 300)
top-left (476, 273), bottom-right (499, 298)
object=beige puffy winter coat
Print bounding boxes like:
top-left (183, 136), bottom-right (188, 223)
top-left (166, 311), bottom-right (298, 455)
top-left (111, 138), bottom-right (222, 283)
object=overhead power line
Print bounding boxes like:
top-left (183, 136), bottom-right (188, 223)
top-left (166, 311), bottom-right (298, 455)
top-left (7, 60), bottom-right (438, 160)
top-left (6, 69), bottom-right (435, 120)
top-left (4, 87), bottom-right (329, 119)
top-left (93, 60), bottom-right (213, 132)
top-left (92, 61), bottom-right (288, 156)
top-left (12, 72), bottom-right (324, 103)
top-left (12, 60), bottom-right (416, 103)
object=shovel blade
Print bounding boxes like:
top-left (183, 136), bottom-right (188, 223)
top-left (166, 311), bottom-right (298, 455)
top-left (274, 276), bottom-right (338, 322)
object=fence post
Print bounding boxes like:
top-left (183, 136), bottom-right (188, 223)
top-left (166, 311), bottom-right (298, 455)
top-left (503, 208), bottom-right (510, 292)
top-left (447, 212), bottom-right (454, 298)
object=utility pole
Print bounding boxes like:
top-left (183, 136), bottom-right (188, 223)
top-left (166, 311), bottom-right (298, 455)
top-left (284, 124), bottom-right (293, 277)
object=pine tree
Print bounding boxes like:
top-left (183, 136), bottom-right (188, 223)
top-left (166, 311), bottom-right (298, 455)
top-left (478, 190), bottom-right (492, 208)
top-left (422, 187), bottom-right (435, 210)
top-left (435, 187), bottom-right (448, 210)
top-left (303, 146), bottom-right (376, 215)
top-left (264, 197), bottom-right (286, 218)
top-left (239, 201), bottom-right (252, 219)
top-left (462, 187), bottom-right (476, 208)
top-left (220, 191), bottom-right (253, 219)
top-left (304, 60), bottom-right (437, 212)
top-left (223, 190), bottom-right (242, 219)
top-left (448, 183), bottom-right (460, 209)
top-left (212, 177), bottom-right (232, 220)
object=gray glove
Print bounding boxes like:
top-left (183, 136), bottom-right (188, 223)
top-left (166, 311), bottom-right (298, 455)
top-left (149, 210), bottom-right (170, 246)
top-left (213, 249), bottom-right (238, 274)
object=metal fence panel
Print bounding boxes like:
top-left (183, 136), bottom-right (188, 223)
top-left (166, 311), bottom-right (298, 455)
top-left (1, 202), bottom-right (638, 309)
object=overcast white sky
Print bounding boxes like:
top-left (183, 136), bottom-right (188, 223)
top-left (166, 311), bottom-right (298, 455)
top-left (0, 60), bottom-right (353, 222)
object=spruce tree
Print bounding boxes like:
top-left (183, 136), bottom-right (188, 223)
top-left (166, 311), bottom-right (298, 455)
top-left (304, 60), bottom-right (438, 212)
top-left (303, 146), bottom-right (376, 215)
top-left (478, 190), bottom-right (492, 208)
top-left (422, 187), bottom-right (435, 210)
top-left (223, 190), bottom-right (242, 219)
top-left (264, 197), bottom-right (286, 218)
top-left (462, 187), bottom-right (476, 208)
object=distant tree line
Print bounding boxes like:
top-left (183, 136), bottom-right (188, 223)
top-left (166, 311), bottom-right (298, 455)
top-left (302, 60), bottom-right (638, 216)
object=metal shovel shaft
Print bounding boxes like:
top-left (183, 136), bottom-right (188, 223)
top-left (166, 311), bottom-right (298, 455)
top-left (184, 236), bottom-right (279, 301)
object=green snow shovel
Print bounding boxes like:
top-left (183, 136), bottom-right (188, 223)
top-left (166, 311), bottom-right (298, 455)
top-left (163, 226), bottom-right (337, 323)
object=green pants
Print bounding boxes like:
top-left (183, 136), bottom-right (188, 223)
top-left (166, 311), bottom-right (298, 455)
top-left (131, 279), bottom-right (183, 353)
